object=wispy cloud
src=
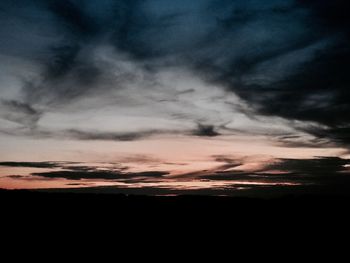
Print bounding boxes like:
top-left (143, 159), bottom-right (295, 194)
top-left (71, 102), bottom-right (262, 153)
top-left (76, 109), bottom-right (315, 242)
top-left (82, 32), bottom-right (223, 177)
top-left (0, 0), bottom-right (350, 196)
top-left (0, 100), bottom-right (42, 128)
top-left (1, 0), bottom-right (349, 148)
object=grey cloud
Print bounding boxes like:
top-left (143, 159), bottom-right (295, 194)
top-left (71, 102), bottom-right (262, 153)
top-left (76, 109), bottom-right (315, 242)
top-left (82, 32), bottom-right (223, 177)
top-left (1, 121), bottom-right (225, 141)
top-left (0, 100), bottom-right (42, 127)
top-left (192, 124), bottom-right (220, 137)
top-left (0, 127), bottom-right (161, 142)
top-left (62, 129), bottom-right (161, 141)
top-left (0, 0), bottom-right (350, 148)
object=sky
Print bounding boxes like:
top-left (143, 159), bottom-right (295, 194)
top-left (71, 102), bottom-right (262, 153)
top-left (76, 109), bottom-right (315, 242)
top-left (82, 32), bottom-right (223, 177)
top-left (0, 0), bottom-right (350, 195)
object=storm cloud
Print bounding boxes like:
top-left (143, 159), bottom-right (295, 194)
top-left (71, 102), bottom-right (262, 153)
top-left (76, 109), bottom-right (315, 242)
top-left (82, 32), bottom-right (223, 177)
top-left (197, 156), bottom-right (350, 189)
top-left (0, 0), bottom-right (349, 147)
top-left (31, 170), bottom-right (168, 181)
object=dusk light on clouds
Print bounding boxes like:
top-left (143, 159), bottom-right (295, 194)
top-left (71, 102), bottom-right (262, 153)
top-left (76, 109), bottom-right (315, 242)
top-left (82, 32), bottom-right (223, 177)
top-left (1, 0), bottom-right (350, 196)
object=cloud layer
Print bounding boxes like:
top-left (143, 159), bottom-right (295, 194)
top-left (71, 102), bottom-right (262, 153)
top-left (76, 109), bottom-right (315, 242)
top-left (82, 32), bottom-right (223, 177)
top-left (0, 0), bottom-right (349, 148)
top-left (1, 156), bottom-right (349, 195)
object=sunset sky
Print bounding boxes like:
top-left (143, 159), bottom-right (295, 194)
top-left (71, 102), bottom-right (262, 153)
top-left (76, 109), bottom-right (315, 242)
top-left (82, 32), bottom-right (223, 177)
top-left (1, 0), bottom-right (350, 195)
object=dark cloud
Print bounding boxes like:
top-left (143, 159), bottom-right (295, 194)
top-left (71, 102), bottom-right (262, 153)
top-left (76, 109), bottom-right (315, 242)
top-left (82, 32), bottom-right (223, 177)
top-left (206, 0), bottom-right (350, 147)
top-left (193, 124), bottom-right (220, 137)
top-left (199, 156), bottom-right (350, 183)
top-left (302, 123), bottom-right (350, 147)
top-left (32, 170), bottom-right (168, 181)
top-left (266, 157), bottom-right (350, 177)
top-left (3, 157), bottom-right (350, 196)
top-left (274, 134), bottom-right (334, 148)
top-left (0, 0), bottom-right (349, 148)
top-left (63, 129), bottom-right (162, 141)
top-left (0, 100), bottom-right (42, 127)
top-left (46, 0), bottom-right (100, 38)
top-left (0, 160), bottom-right (168, 181)
top-left (0, 161), bottom-right (59, 169)
top-left (297, 0), bottom-right (350, 31)
top-left (1, 124), bottom-right (223, 142)
top-left (0, 127), bottom-right (181, 142)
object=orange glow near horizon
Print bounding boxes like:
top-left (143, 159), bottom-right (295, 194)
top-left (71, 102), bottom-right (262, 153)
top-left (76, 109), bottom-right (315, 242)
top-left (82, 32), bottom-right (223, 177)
top-left (1, 133), bottom-right (348, 191)
top-left (0, 137), bottom-right (348, 193)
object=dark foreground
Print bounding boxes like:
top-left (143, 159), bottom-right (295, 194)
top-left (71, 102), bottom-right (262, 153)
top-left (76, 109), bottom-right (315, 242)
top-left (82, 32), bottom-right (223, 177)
top-left (2, 188), bottom-right (350, 216)
top-left (2, 189), bottom-right (350, 243)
